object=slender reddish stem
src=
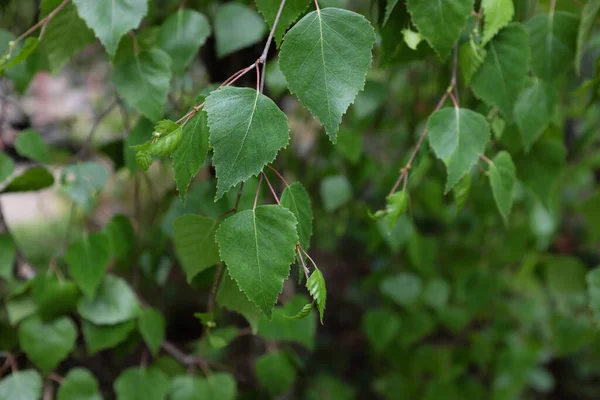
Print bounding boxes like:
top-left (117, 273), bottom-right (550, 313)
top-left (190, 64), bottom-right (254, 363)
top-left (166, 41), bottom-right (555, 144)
top-left (297, 246), bottom-right (310, 279)
top-left (254, 175), bottom-right (263, 209)
top-left (261, 172), bottom-right (280, 205)
top-left (267, 165), bottom-right (290, 187)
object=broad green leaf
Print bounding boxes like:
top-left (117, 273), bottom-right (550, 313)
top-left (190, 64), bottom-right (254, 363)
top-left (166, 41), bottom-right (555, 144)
top-left (256, 0), bottom-right (310, 45)
top-left (57, 368), bottom-right (102, 400)
top-left (280, 182), bottom-right (313, 249)
top-left (545, 256), bottom-right (587, 299)
top-left (32, 276), bottom-right (80, 321)
top-left (320, 175), bottom-right (352, 212)
top-left (205, 87), bottom-right (289, 199)
top-left (285, 302), bottom-right (313, 320)
top-left (383, 0), bottom-right (400, 25)
top-left (132, 120), bottom-right (182, 156)
top-left (380, 272), bottom-right (422, 306)
top-left (61, 162), bottom-right (108, 211)
top-left (114, 367), bottom-right (170, 400)
top-left (306, 267), bottom-right (326, 324)
top-left (125, 118), bottom-right (154, 173)
top-left (514, 138), bottom-right (565, 207)
top-left (458, 38), bottom-right (487, 85)
top-left (384, 190), bottom-right (408, 232)
top-left (0, 234), bottom-right (15, 282)
top-left (427, 108), bottom-right (491, 192)
top-left (0, 152), bottom-right (15, 183)
top-left (488, 151), bottom-right (516, 224)
top-left (526, 11), bottom-right (579, 81)
top-left (278, 8), bottom-right (376, 142)
top-left (215, 205), bottom-right (298, 317)
top-left (471, 23), bottom-right (530, 120)
top-left (514, 78), bottom-right (556, 151)
top-left (169, 375), bottom-right (236, 400)
top-left (40, 1), bottom-right (95, 73)
top-left (304, 376), bottom-right (355, 400)
top-left (78, 275), bottom-right (140, 325)
top-left (172, 109), bottom-right (210, 200)
top-left (157, 10), bottom-right (210, 74)
top-left (423, 278), bottom-right (450, 309)
top-left (587, 267), bottom-right (600, 322)
top-left (214, 3), bottom-right (266, 58)
top-left (362, 309), bottom-right (401, 352)
top-left (481, 0), bottom-right (514, 45)
top-left (18, 316), bottom-right (77, 373)
top-left (217, 272), bottom-right (262, 334)
top-left (72, 0), bottom-right (148, 57)
top-left (82, 319), bottom-right (136, 354)
top-left (453, 172), bottom-right (471, 210)
top-left (406, 0), bottom-right (472, 60)
top-left (173, 215), bottom-right (220, 282)
top-left (102, 214), bottom-right (135, 263)
top-left (138, 308), bottom-right (165, 356)
top-left (6, 295), bottom-right (37, 326)
top-left (575, 0), bottom-right (600, 74)
top-left (258, 295), bottom-right (316, 349)
top-left (65, 232), bottom-right (111, 298)
top-left (255, 352), bottom-right (297, 395)
top-left (0, 38), bottom-right (38, 72)
top-left (0, 370), bottom-right (42, 400)
top-left (112, 48), bottom-right (172, 121)
top-left (14, 130), bottom-right (50, 163)
top-left (2, 166), bottom-right (54, 193)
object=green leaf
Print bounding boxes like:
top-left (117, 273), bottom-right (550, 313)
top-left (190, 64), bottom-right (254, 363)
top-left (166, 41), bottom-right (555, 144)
top-left (488, 151), bottom-right (516, 224)
top-left (427, 108), bottom-right (491, 192)
top-left (32, 276), bottom-right (80, 321)
top-left (362, 309), bottom-right (401, 352)
top-left (514, 78), bottom-right (556, 151)
top-left (6, 295), bottom-right (37, 326)
top-left (61, 162), bottom-right (108, 210)
top-left (0, 38), bottom-right (38, 72)
top-left (138, 308), bottom-right (165, 356)
top-left (285, 302), bottom-right (313, 320)
top-left (304, 376), bottom-right (355, 400)
top-left (3, 166), bottom-right (54, 193)
top-left (132, 120), bottom-right (182, 155)
top-left (384, 190), bottom-right (409, 232)
top-left (265, 61), bottom-right (287, 97)
top-left (65, 232), bottom-right (111, 298)
top-left (103, 214), bottom-right (135, 263)
top-left (215, 205), bottom-right (298, 318)
top-left (78, 275), bottom-right (140, 325)
top-left (173, 215), bottom-right (220, 282)
top-left (306, 267), bottom-right (326, 324)
top-left (0, 234), bottom-right (16, 282)
top-left (172, 109), bottom-right (210, 200)
top-left (125, 118), bottom-right (154, 173)
top-left (57, 368), bottom-right (102, 400)
top-left (114, 367), bottom-right (170, 400)
top-left (205, 86), bottom-right (289, 199)
top-left (320, 175), bottom-right (352, 212)
top-left (169, 374), bottom-right (236, 400)
top-left (406, 0), bottom-right (472, 60)
top-left (214, 3), bottom-right (266, 58)
top-left (471, 23), bottom-right (530, 120)
top-left (14, 129), bottom-right (50, 163)
top-left (258, 295), bottom-right (316, 349)
top-left (82, 319), bottom-right (136, 354)
top-left (255, 352), bottom-right (297, 395)
top-left (278, 8), bottom-right (376, 142)
top-left (575, 0), bottom-right (600, 74)
top-left (256, 0), bottom-right (310, 45)
top-left (453, 172), bottom-right (471, 210)
top-left (458, 39), bottom-right (487, 85)
top-left (380, 272), bottom-right (422, 306)
top-left (0, 370), bottom-right (43, 400)
top-left (40, 1), bottom-right (95, 73)
top-left (280, 182), bottom-right (313, 249)
top-left (587, 267), bottom-right (600, 323)
top-left (545, 256), bottom-right (587, 299)
top-left (481, 0), bottom-right (514, 45)
top-left (157, 10), bottom-right (210, 74)
top-left (112, 48), bottom-right (172, 121)
top-left (514, 138), bottom-right (565, 207)
top-left (217, 272), bottom-right (262, 334)
top-left (18, 316), bottom-right (77, 373)
top-left (72, 0), bottom-right (148, 57)
top-left (423, 278), bottom-right (450, 309)
top-left (526, 11), bottom-right (579, 81)
top-left (0, 152), bottom-right (15, 183)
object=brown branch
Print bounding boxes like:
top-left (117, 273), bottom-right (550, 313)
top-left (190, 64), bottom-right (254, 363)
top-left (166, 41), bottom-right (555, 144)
top-left (258, 0), bottom-right (288, 92)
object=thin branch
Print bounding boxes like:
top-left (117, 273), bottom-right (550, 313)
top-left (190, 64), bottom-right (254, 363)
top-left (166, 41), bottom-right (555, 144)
top-left (258, 0), bottom-right (288, 92)
top-left (549, 0), bottom-right (557, 14)
top-left (233, 182), bottom-right (245, 212)
top-left (300, 246), bottom-right (318, 271)
top-left (207, 263), bottom-right (224, 318)
top-left (261, 172), bottom-right (280, 205)
top-left (448, 90), bottom-right (459, 109)
top-left (48, 373), bottom-right (63, 384)
top-left (255, 62), bottom-right (260, 92)
top-left (77, 100), bottom-right (117, 160)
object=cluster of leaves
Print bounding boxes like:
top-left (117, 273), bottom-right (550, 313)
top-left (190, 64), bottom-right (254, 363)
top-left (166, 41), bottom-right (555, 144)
top-left (0, 0), bottom-right (600, 398)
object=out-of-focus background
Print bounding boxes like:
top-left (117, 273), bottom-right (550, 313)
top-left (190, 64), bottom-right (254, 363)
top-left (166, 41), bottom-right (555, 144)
top-left (1, 0), bottom-right (600, 398)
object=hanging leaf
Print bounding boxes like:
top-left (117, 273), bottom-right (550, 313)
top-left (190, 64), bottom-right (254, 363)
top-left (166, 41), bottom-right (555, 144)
top-left (285, 302), bottom-right (314, 320)
top-left (481, 0), bottom-right (514, 45)
top-left (0, 370), bottom-right (43, 400)
top-left (280, 182), bottom-right (313, 249)
top-left (217, 272), bottom-right (262, 334)
top-left (0, 152), bottom-right (15, 183)
top-left (385, 190), bottom-right (409, 232)
top-left (77, 275), bottom-right (140, 325)
top-left (0, 38), bottom-right (38, 72)
top-left (138, 308), bottom-right (165, 356)
top-left (458, 38), bottom-right (487, 85)
top-left (320, 175), bottom-right (352, 212)
top-left (215, 205), bottom-right (298, 318)
top-left (362, 309), bottom-right (401, 352)
top-left (214, 3), bottom-right (266, 58)
top-left (14, 130), bottom-right (50, 163)
top-left (587, 267), bottom-right (600, 323)
top-left (255, 352), bottom-right (297, 395)
top-left (488, 151), bottom-right (516, 225)
top-left (575, 0), bottom-right (600, 74)
top-left (256, 0), bottom-right (311, 45)
top-left (427, 108), bottom-right (491, 192)
top-left (257, 295), bottom-right (316, 349)
top-left (471, 23), bottom-right (530, 120)
top-left (526, 11), bottom-right (579, 81)
top-left (2, 166), bottom-right (54, 193)
top-left (157, 9), bottom-right (211, 74)
top-left (406, 0), bottom-right (473, 60)
top-left (61, 162), bottom-right (108, 211)
top-left (57, 368), bottom-right (103, 400)
top-left (205, 87), bottom-right (289, 200)
top-left (82, 319), bottom-right (136, 354)
top-left (453, 172), bottom-right (472, 210)
top-left (278, 8), bottom-right (376, 142)
top-left (306, 267), bottom-right (326, 324)
top-left (170, 374), bottom-right (237, 400)
top-left (173, 215), bottom-right (220, 282)
top-left (114, 367), bottom-right (170, 400)
top-left (72, 0), bottom-right (149, 57)
top-left (65, 232), bottom-right (111, 299)
top-left (514, 78), bottom-right (556, 151)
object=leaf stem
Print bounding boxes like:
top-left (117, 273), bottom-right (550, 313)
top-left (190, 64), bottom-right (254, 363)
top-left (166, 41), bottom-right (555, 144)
top-left (254, 174), bottom-right (263, 209)
top-left (296, 246), bottom-right (310, 279)
top-left (261, 172), bottom-right (281, 205)
top-left (313, 0), bottom-right (320, 12)
top-left (267, 164), bottom-right (290, 187)
top-left (258, 0), bottom-right (288, 92)
top-left (207, 262), bottom-right (224, 319)
top-left (479, 154), bottom-right (493, 165)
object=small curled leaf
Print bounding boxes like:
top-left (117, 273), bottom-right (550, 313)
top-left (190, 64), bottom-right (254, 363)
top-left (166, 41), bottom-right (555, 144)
top-left (284, 302), bottom-right (313, 321)
top-left (131, 120), bottom-right (183, 157)
top-left (135, 151), bottom-right (152, 172)
top-left (385, 190), bottom-right (408, 232)
top-left (306, 268), bottom-right (326, 324)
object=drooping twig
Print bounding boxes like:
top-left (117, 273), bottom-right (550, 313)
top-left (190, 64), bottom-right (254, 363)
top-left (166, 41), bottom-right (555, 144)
top-left (258, 0), bottom-right (288, 92)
